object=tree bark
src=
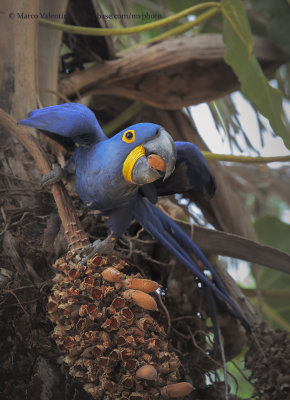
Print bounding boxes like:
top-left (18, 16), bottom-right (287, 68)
top-left (59, 35), bottom-right (284, 108)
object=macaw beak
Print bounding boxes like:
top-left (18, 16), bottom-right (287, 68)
top-left (123, 127), bottom-right (176, 185)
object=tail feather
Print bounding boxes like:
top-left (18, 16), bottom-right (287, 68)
top-left (133, 197), bottom-right (249, 331)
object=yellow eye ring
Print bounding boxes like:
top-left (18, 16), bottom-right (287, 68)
top-left (122, 129), bottom-right (135, 143)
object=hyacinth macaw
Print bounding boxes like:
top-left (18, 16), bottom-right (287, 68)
top-left (19, 103), bottom-right (248, 331)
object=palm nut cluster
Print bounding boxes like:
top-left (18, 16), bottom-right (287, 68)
top-left (47, 251), bottom-right (194, 399)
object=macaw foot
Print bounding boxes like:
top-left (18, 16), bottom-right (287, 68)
top-left (80, 235), bottom-right (117, 265)
top-left (41, 163), bottom-right (66, 188)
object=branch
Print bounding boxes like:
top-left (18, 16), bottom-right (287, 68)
top-left (0, 108), bottom-right (90, 250)
top-left (193, 225), bottom-right (290, 275)
top-left (202, 152), bottom-right (290, 164)
top-left (59, 35), bottom-right (284, 108)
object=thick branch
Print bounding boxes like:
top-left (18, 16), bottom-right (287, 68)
top-left (59, 35), bottom-right (284, 108)
top-left (0, 108), bottom-right (90, 250)
top-left (193, 225), bottom-right (290, 275)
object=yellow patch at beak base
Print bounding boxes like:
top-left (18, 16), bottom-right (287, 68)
top-left (122, 145), bottom-right (145, 183)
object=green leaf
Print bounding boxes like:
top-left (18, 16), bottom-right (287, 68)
top-left (222, 0), bottom-right (290, 149)
top-left (254, 215), bottom-right (290, 329)
top-left (221, 0), bottom-right (253, 56)
top-left (214, 353), bottom-right (254, 398)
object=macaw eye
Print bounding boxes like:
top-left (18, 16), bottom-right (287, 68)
top-left (122, 129), bottom-right (135, 143)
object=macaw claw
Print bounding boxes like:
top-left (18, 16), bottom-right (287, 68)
top-left (41, 163), bottom-right (66, 188)
top-left (79, 235), bottom-right (118, 265)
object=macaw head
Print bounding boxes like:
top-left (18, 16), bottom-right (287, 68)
top-left (111, 123), bottom-right (176, 185)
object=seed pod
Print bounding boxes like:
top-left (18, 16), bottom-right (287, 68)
top-left (63, 336), bottom-right (75, 349)
top-left (121, 374), bottom-right (134, 389)
top-left (99, 356), bottom-right (110, 368)
top-left (160, 382), bottom-right (194, 398)
top-left (103, 379), bottom-right (116, 394)
top-left (120, 307), bottom-right (134, 323)
top-left (136, 365), bottom-right (157, 381)
top-left (102, 316), bottom-right (120, 331)
top-left (102, 267), bottom-right (123, 282)
top-left (137, 316), bottom-right (153, 331)
top-left (125, 278), bottom-right (161, 293)
top-left (79, 305), bottom-right (88, 316)
top-left (109, 349), bottom-right (121, 361)
top-left (88, 256), bottom-right (105, 267)
top-left (91, 287), bottom-right (103, 300)
top-left (111, 297), bottom-right (126, 309)
top-left (117, 336), bottom-right (127, 347)
top-left (68, 268), bottom-right (79, 279)
top-left (87, 303), bottom-right (101, 319)
top-left (47, 301), bottom-right (58, 314)
top-left (92, 344), bottom-right (105, 357)
top-left (160, 359), bottom-right (181, 374)
top-left (124, 358), bottom-right (138, 371)
top-left (122, 290), bottom-right (158, 311)
top-left (76, 318), bottom-right (88, 331)
top-left (146, 337), bottom-right (161, 351)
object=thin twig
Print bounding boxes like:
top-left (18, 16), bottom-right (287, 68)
top-left (39, 3), bottom-right (221, 36)
top-left (157, 292), bottom-right (171, 337)
top-left (5, 290), bottom-right (29, 316)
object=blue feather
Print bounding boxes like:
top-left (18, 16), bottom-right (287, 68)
top-left (18, 103), bottom-right (107, 145)
top-left (153, 141), bottom-right (216, 198)
top-left (133, 196), bottom-right (249, 331)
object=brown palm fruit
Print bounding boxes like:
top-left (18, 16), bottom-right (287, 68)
top-left (48, 251), bottom-right (194, 399)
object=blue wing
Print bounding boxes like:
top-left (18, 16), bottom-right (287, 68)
top-left (133, 195), bottom-right (249, 332)
top-left (18, 103), bottom-right (107, 146)
top-left (141, 141), bottom-right (216, 203)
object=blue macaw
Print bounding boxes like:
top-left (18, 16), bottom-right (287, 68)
top-left (18, 103), bottom-right (248, 332)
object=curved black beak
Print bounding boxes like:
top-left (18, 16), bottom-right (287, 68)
top-left (131, 127), bottom-right (176, 185)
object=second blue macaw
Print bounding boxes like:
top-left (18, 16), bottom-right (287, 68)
top-left (19, 103), bottom-right (248, 331)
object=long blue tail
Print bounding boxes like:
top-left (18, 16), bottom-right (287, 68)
top-left (133, 196), bottom-right (249, 332)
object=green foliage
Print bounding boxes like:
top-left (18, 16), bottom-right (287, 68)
top-left (254, 215), bottom-right (290, 330)
top-left (227, 355), bottom-right (254, 398)
top-left (221, 0), bottom-right (253, 55)
top-left (221, 0), bottom-right (290, 150)
top-left (208, 97), bottom-right (256, 153)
